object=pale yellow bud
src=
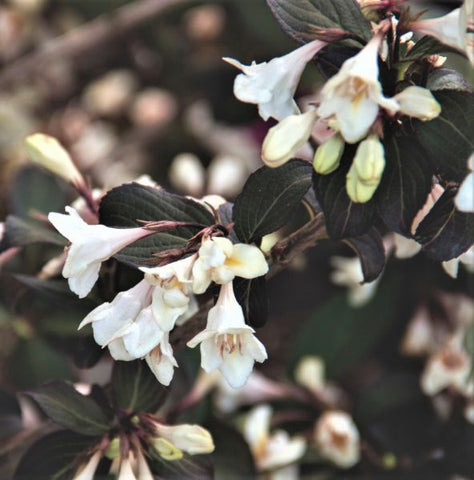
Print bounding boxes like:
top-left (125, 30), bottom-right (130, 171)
top-left (346, 163), bottom-right (380, 203)
top-left (261, 109), bottom-right (318, 168)
top-left (152, 438), bottom-right (184, 461)
top-left (395, 86), bottom-right (441, 121)
top-left (104, 437), bottom-right (120, 460)
top-left (25, 133), bottom-right (84, 186)
top-left (313, 134), bottom-right (345, 175)
top-left (352, 135), bottom-right (385, 185)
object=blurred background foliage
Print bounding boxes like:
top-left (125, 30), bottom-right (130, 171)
top-left (0, 0), bottom-right (473, 479)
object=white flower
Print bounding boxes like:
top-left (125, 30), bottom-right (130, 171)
top-left (154, 423), bottom-right (215, 455)
top-left (392, 233), bottom-right (422, 259)
top-left (330, 256), bottom-right (379, 307)
top-left (261, 109), bottom-right (319, 168)
top-left (72, 450), bottom-right (102, 480)
top-left (317, 31), bottom-right (399, 143)
top-left (411, 1), bottom-right (474, 65)
top-left (294, 356), bottom-right (326, 393)
top-left (346, 135), bottom-right (385, 203)
top-left (224, 40), bottom-right (327, 121)
top-left (244, 405), bottom-right (306, 473)
top-left (117, 453), bottom-right (138, 480)
top-left (394, 86), bottom-right (441, 121)
top-left (141, 255), bottom-right (196, 332)
top-left (455, 153), bottom-right (474, 212)
top-left (187, 282), bottom-right (267, 388)
top-left (192, 237), bottom-right (268, 294)
top-left (400, 306), bottom-right (437, 357)
top-left (136, 449), bottom-right (154, 480)
top-left (25, 133), bottom-right (85, 187)
top-left (313, 134), bottom-right (345, 175)
top-left (145, 333), bottom-right (178, 386)
top-left (48, 207), bottom-right (151, 298)
top-left (314, 411), bottom-right (360, 469)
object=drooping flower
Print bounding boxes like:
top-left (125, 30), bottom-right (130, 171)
top-left (72, 450), bottom-right (103, 480)
top-left (187, 282), bottom-right (267, 388)
top-left (192, 237), bottom-right (268, 294)
top-left (411, 0), bottom-right (474, 65)
top-left (317, 30), bottom-right (399, 143)
top-left (261, 109), bottom-right (319, 167)
top-left (455, 153), bottom-right (474, 213)
top-left (243, 404), bottom-right (306, 477)
top-left (153, 423), bottom-right (215, 455)
top-left (314, 411), bottom-right (361, 469)
top-left (224, 40), bottom-right (327, 121)
top-left (145, 332), bottom-right (178, 386)
top-left (394, 86), bottom-right (441, 121)
top-left (48, 207), bottom-right (151, 298)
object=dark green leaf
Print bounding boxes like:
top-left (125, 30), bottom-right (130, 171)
top-left (234, 277), bottom-right (268, 328)
top-left (427, 68), bottom-right (471, 92)
top-left (376, 132), bottom-right (433, 235)
top-left (112, 360), bottom-right (168, 413)
top-left (14, 430), bottom-right (96, 480)
top-left (0, 216), bottom-right (66, 253)
top-left (208, 419), bottom-right (256, 480)
top-left (233, 159), bottom-right (312, 243)
top-left (312, 149), bottom-right (376, 239)
top-left (72, 336), bottom-right (104, 369)
top-left (0, 389), bottom-right (22, 440)
top-left (400, 35), bottom-right (460, 62)
top-left (99, 183), bottom-right (214, 267)
top-left (343, 227), bottom-right (385, 282)
top-left (290, 274), bottom-right (400, 377)
top-left (27, 381), bottom-right (112, 435)
top-left (10, 338), bottom-right (75, 389)
top-left (414, 189), bottom-right (474, 261)
top-left (266, 0), bottom-right (372, 43)
top-left (413, 90), bottom-right (474, 183)
top-left (316, 44), bottom-right (361, 79)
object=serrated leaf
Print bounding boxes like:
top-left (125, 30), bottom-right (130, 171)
top-left (312, 149), bottom-right (376, 239)
top-left (0, 216), bottom-right (66, 253)
top-left (413, 90), bottom-right (474, 183)
top-left (343, 227), bottom-right (386, 282)
top-left (112, 360), bottom-right (168, 413)
top-left (233, 159), bottom-right (312, 243)
top-left (266, 0), bottom-right (371, 44)
top-left (27, 381), bottom-right (112, 435)
top-left (376, 132), bottom-right (433, 235)
top-left (234, 277), bottom-right (268, 328)
top-left (13, 430), bottom-right (95, 480)
top-left (99, 183), bottom-right (215, 267)
top-left (414, 189), bottom-right (474, 261)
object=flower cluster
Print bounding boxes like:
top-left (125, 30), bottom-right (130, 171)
top-left (49, 205), bottom-right (269, 389)
top-left (225, 12), bottom-right (451, 203)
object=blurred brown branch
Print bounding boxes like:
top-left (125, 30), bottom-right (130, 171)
top-left (0, 0), bottom-right (189, 88)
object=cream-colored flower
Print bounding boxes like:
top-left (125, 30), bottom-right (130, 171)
top-left (244, 405), bottom-right (306, 473)
top-left (314, 411), bottom-right (360, 469)
top-left (154, 423), bottom-right (215, 455)
top-left (261, 109), bottom-right (319, 167)
top-left (25, 133), bottom-right (84, 187)
top-left (145, 333), bottom-right (178, 386)
top-left (400, 305), bottom-right (437, 357)
top-left (317, 31), bottom-right (399, 143)
top-left (392, 233), bottom-right (422, 259)
top-left (394, 86), bottom-right (441, 121)
top-left (72, 450), bottom-right (102, 480)
top-left (224, 40), bottom-right (326, 121)
top-left (187, 282), bottom-right (267, 388)
top-left (48, 207), bottom-right (151, 298)
top-left (192, 237), bottom-right (268, 294)
top-left (411, 1), bottom-right (474, 65)
top-left (455, 153), bottom-right (474, 213)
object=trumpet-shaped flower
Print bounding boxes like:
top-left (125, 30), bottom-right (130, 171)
top-left (72, 450), bottom-right (102, 480)
top-left (314, 411), bottom-right (361, 469)
top-left (411, 1), bottom-right (474, 65)
top-left (224, 40), bottom-right (327, 121)
top-left (394, 86), bottom-right (441, 121)
top-left (317, 31), bottom-right (399, 143)
top-left (244, 405), bottom-right (306, 473)
top-left (141, 255), bottom-right (196, 331)
top-left (187, 282), bottom-right (267, 388)
top-left (145, 333), bottom-right (178, 386)
top-left (154, 423), bottom-right (215, 455)
top-left (192, 237), bottom-right (268, 294)
top-left (261, 109), bottom-right (319, 168)
top-left (48, 207), bottom-right (151, 298)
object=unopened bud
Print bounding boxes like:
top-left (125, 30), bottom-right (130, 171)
top-left (313, 134), bottom-right (345, 174)
top-left (395, 86), bottom-right (441, 121)
top-left (154, 423), bottom-right (215, 455)
top-left (346, 164), bottom-right (380, 203)
top-left (353, 135), bottom-right (385, 185)
top-left (104, 437), bottom-right (120, 460)
top-left (295, 356), bottom-right (325, 393)
top-left (25, 133), bottom-right (84, 187)
top-left (261, 109), bottom-right (318, 168)
top-left (152, 438), bottom-right (183, 461)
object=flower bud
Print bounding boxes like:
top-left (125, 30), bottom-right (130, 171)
top-left (395, 86), bottom-right (441, 121)
top-left (314, 411), bottom-right (360, 469)
top-left (154, 423), bottom-right (215, 455)
top-left (261, 109), bottom-right (318, 168)
top-left (295, 356), bottom-right (325, 393)
top-left (313, 134), bottom-right (345, 175)
top-left (152, 438), bottom-right (184, 461)
top-left (346, 164), bottom-right (379, 203)
top-left (352, 135), bottom-right (385, 185)
top-left (104, 437), bottom-right (120, 460)
top-left (25, 133), bottom-right (84, 187)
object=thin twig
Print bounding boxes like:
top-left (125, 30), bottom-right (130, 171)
top-left (0, 0), bottom-right (189, 88)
